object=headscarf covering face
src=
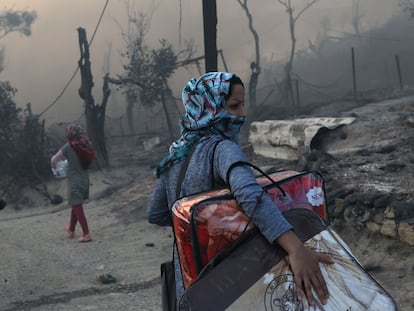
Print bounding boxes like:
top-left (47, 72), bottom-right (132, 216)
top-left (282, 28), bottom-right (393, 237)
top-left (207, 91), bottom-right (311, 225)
top-left (66, 123), bottom-right (96, 162)
top-left (157, 72), bottom-right (245, 177)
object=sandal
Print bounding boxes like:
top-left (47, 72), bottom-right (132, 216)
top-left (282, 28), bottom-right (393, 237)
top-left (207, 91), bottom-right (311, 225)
top-left (64, 225), bottom-right (74, 238)
top-left (78, 235), bottom-right (92, 243)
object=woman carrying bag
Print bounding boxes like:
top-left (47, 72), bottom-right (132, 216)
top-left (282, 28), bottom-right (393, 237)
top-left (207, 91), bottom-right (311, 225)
top-left (147, 72), bottom-right (334, 310)
top-left (51, 123), bottom-right (95, 243)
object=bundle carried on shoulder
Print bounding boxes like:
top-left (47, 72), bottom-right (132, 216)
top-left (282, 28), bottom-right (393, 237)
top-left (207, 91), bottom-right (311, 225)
top-left (171, 168), bottom-right (398, 311)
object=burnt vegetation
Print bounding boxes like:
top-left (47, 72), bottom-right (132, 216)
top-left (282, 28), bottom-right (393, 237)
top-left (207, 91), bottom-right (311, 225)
top-left (0, 9), bottom-right (46, 204)
top-left (0, 83), bottom-right (50, 200)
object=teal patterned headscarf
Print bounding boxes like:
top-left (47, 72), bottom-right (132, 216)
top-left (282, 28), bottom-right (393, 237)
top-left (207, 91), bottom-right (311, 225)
top-left (156, 72), bottom-right (245, 177)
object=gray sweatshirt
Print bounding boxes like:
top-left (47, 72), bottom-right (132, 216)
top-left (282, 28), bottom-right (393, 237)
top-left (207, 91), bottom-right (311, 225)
top-left (147, 136), bottom-right (293, 306)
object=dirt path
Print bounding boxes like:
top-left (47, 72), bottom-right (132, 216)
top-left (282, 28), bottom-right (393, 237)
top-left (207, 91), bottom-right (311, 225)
top-left (0, 167), bottom-right (171, 311)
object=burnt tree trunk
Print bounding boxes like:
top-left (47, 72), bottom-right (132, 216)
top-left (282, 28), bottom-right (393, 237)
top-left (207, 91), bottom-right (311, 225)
top-left (126, 91), bottom-right (136, 134)
top-left (237, 0), bottom-right (261, 114)
top-left (77, 27), bottom-right (110, 168)
top-left (286, 7), bottom-right (297, 115)
top-left (277, 0), bottom-right (319, 116)
top-left (160, 80), bottom-right (180, 141)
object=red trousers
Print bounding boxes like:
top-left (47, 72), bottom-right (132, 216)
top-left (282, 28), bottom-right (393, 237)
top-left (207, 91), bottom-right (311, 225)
top-left (68, 204), bottom-right (89, 235)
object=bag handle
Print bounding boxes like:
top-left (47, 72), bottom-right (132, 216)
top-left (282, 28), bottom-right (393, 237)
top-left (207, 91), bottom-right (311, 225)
top-left (175, 144), bottom-right (197, 200)
top-left (176, 139), bottom-right (223, 200)
top-left (210, 138), bottom-right (222, 189)
top-left (225, 161), bottom-right (287, 197)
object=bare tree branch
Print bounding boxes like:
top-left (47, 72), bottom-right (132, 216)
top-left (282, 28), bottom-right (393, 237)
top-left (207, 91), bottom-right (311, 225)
top-left (77, 27), bottom-right (110, 168)
top-left (295, 0), bottom-right (318, 22)
top-left (275, 0), bottom-right (319, 115)
top-left (236, 0), bottom-right (261, 112)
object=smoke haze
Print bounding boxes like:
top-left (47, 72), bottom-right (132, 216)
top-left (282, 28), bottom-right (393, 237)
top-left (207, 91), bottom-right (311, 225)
top-left (0, 0), bottom-right (402, 125)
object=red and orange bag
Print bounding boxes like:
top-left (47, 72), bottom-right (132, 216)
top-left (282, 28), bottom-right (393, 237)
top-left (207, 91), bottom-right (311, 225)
top-left (171, 169), bottom-right (328, 289)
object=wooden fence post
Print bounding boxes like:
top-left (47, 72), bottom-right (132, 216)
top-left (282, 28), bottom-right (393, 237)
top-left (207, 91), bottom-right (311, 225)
top-left (295, 79), bottom-right (300, 110)
top-left (351, 47), bottom-right (357, 101)
top-left (395, 55), bottom-right (403, 92)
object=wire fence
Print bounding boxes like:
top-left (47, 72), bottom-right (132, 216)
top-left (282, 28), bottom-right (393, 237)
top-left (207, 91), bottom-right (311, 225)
top-left (275, 46), bottom-right (414, 112)
top-left (99, 47), bottom-right (414, 140)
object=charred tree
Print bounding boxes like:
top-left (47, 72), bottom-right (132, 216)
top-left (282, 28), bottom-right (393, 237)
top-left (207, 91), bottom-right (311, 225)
top-left (276, 0), bottom-right (319, 115)
top-left (77, 27), bottom-right (110, 168)
top-left (236, 0), bottom-right (261, 115)
top-left (109, 6), bottom-right (194, 134)
top-left (110, 9), bottom-right (194, 138)
top-left (400, 0), bottom-right (414, 16)
top-left (352, 0), bottom-right (362, 35)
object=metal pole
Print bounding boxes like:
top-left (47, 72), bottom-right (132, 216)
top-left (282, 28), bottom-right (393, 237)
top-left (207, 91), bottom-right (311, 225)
top-left (202, 0), bottom-right (217, 72)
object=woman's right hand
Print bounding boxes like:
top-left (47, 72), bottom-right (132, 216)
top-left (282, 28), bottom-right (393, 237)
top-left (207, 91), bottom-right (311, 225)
top-left (276, 230), bottom-right (334, 306)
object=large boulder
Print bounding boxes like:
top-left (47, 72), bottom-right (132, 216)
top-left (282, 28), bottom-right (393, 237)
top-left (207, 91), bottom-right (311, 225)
top-left (248, 117), bottom-right (355, 160)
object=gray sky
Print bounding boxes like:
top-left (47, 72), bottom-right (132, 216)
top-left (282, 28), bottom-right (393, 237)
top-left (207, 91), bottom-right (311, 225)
top-left (0, 0), bottom-right (399, 124)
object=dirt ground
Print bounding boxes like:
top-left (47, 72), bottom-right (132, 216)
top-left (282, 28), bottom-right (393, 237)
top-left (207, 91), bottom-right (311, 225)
top-left (1, 96), bottom-right (414, 310)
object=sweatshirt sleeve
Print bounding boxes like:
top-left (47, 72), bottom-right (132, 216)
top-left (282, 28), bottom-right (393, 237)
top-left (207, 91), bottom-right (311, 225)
top-left (147, 177), bottom-right (172, 227)
top-left (214, 140), bottom-right (293, 244)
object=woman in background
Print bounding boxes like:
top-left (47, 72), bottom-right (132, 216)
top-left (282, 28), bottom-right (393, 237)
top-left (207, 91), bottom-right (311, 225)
top-left (51, 123), bottom-right (95, 242)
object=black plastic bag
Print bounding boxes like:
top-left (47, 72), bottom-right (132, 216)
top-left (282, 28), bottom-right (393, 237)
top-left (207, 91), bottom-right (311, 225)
top-left (161, 260), bottom-right (176, 311)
